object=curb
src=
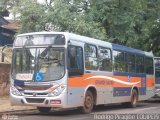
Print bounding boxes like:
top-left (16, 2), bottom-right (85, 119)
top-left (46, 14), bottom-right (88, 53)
top-left (0, 109), bottom-right (37, 115)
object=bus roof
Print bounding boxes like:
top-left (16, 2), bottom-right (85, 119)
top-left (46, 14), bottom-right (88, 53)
top-left (67, 32), bottom-right (112, 48)
top-left (16, 31), bottom-right (153, 57)
top-left (67, 32), bottom-right (153, 57)
top-left (112, 43), bottom-right (153, 57)
top-left (16, 31), bottom-right (67, 37)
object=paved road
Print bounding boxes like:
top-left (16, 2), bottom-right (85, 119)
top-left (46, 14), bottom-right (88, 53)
top-left (1, 100), bottom-right (160, 120)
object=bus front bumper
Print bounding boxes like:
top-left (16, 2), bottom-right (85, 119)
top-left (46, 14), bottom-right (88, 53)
top-left (10, 93), bottom-right (67, 108)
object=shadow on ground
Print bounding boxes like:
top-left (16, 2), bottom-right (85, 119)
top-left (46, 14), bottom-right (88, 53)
top-left (7, 102), bottom-right (151, 117)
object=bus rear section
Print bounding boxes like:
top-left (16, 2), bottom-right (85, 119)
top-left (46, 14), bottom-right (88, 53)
top-left (154, 57), bottom-right (160, 97)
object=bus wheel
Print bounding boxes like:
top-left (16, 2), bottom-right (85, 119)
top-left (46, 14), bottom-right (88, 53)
top-left (37, 107), bottom-right (51, 113)
top-left (80, 91), bottom-right (94, 114)
top-left (122, 89), bottom-right (138, 108)
top-left (130, 89), bottom-right (138, 108)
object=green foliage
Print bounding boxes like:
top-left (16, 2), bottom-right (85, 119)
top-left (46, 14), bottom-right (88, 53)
top-left (0, 0), bottom-right (9, 14)
top-left (11, 0), bottom-right (46, 33)
top-left (7, 0), bottom-right (160, 56)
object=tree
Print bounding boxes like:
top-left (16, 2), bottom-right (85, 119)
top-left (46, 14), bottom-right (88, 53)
top-left (8, 0), bottom-right (160, 56)
top-left (10, 0), bottom-right (46, 32)
top-left (0, 0), bottom-right (9, 16)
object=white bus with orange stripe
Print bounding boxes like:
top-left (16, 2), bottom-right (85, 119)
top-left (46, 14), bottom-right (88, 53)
top-left (10, 32), bottom-right (155, 113)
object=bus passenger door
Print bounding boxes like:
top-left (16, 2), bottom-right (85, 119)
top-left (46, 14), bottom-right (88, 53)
top-left (67, 45), bottom-right (85, 107)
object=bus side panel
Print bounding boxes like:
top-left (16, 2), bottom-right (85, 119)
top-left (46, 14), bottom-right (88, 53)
top-left (67, 73), bottom-right (155, 108)
top-left (67, 73), bottom-right (114, 107)
top-left (139, 76), bottom-right (155, 101)
top-left (67, 87), bottom-right (85, 108)
top-left (67, 73), bottom-right (155, 107)
top-left (110, 75), bottom-right (141, 103)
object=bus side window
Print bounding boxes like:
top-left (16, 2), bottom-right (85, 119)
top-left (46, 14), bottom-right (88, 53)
top-left (145, 57), bottom-right (154, 75)
top-left (68, 45), bottom-right (84, 76)
top-left (84, 44), bottom-right (98, 70)
top-left (113, 50), bottom-right (125, 72)
top-left (135, 55), bottom-right (144, 73)
top-left (98, 46), bottom-right (112, 71)
top-left (125, 53), bottom-right (135, 73)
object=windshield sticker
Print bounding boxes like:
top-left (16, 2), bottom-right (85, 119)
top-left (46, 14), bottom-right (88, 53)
top-left (16, 74), bottom-right (33, 81)
top-left (35, 72), bottom-right (43, 82)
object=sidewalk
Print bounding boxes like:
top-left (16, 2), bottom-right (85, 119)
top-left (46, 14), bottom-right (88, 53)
top-left (0, 96), bottom-right (36, 113)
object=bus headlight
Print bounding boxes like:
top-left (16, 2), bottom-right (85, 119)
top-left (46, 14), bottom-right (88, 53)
top-left (48, 85), bottom-right (66, 97)
top-left (11, 85), bottom-right (22, 96)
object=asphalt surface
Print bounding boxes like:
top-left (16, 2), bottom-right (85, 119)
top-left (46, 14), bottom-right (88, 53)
top-left (1, 99), bottom-right (160, 120)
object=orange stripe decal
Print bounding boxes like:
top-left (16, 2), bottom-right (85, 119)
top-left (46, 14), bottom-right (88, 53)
top-left (68, 74), bottom-right (154, 88)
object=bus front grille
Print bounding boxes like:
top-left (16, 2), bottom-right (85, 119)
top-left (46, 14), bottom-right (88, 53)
top-left (24, 92), bottom-right (48, 96)
top-left (25, 98), bottom-right (45, 103)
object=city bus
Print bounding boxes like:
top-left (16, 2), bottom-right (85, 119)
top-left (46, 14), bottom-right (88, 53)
top-left (154, 57), bottom-right (160, 97)
top-left (10, 32), bottom-right (155, 113)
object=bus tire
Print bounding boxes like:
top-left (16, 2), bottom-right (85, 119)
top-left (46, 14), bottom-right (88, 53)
top-left (130, 89), bottom-right (138, 108)
top-left (80, 90), bottom-right (94, 114)
top-left (122, 89), bottom-right (138, 108)
top-left (37, 107), bottom-right (51, 113)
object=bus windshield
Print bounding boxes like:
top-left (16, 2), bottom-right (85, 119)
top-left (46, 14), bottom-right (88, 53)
top-left (11, 47), bottom-right (65, 81)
